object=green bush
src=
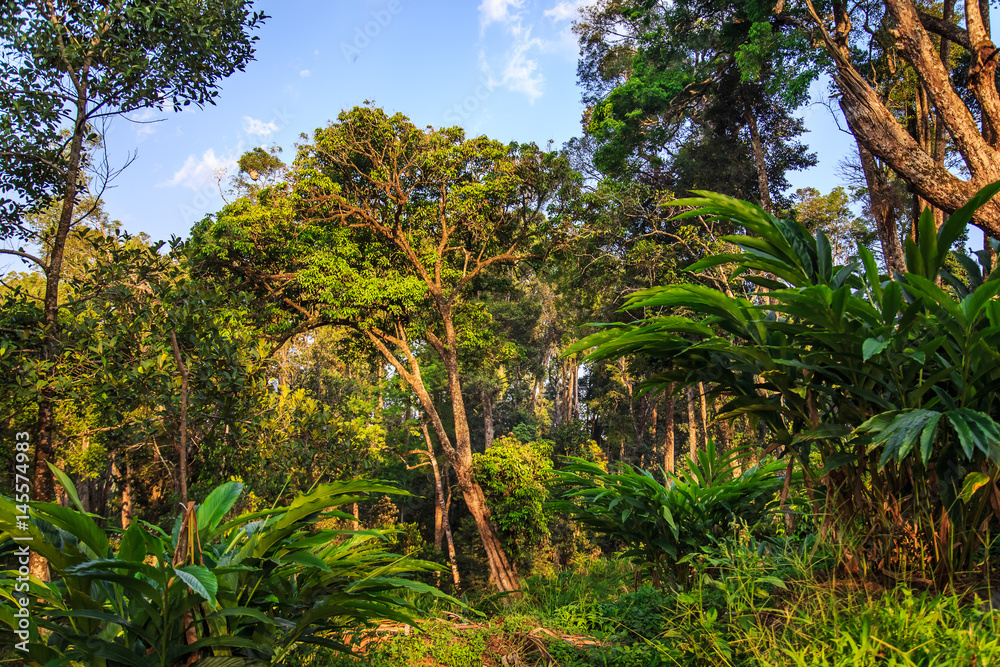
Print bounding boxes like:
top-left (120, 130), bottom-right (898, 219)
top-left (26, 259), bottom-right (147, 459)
top-left (549, 439), bottom-right (785, 587)
top-left (575, 185), bottom-right (1000, 581)
top-left (0, 465), bottom-right (454, 666)
top-left (473, 435), bottom-right (554, 569)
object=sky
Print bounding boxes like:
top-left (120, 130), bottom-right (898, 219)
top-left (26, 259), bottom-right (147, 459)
top-left (94, 0), bottom-right (853, 244)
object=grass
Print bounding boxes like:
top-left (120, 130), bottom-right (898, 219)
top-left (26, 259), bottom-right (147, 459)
top-left (285, 542), bottom-right (1000, 667)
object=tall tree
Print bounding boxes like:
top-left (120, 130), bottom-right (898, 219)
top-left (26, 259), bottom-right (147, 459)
top-left (686, 0), bottom-right (1000, 236)
top-left (0, 0), bottom-right (266, 516)
top-left (574, 0), bottom-right (816, 210)
top-left (190, 107), bottom-right (578, 591)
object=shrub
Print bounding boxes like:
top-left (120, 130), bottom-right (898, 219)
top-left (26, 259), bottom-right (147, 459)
top-left (574, 185), bottom-right (1000, 582)
top-left (0, 464), bottom-right (454, 666)
top-left (473, 435), bottom-right (554, 569)
top-left (549, 439), bottom-right (784, 588)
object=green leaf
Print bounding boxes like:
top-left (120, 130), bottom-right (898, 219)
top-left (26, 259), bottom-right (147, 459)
top-left (193, 658), bottom-right (269, 667)
top-left (959, 472), bottom-right (990, 502)
top-left (173, 565), bottom-right (218, 604)
top-left (118, 523), bottom-right (147, 564)
top-left (862, 338), bottom-right (890, 361)
top-left (47, 461), bottom-right (86, 513)
top-left (820, 453), bottom-right (857, 475)
top-left (936, 180), bottom-right (1000, 270)
top-left (32, 502), bottom-right (109, 558)
top-left (198, 481), bottom-right (244, 539)
top-left (278, 551), bottom-right (332, 572)
top-left (947, 409), bottom-right (1000, 462)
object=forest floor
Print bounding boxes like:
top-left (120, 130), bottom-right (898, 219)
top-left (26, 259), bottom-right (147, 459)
top-left (285, 556), bottom-right (1000, 667)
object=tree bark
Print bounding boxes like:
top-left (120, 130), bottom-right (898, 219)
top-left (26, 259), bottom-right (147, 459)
top-left (810, 0), bottom-right (1000, 238)
top-left (170, 331), bottom-right (190, 503)
top-left (421, 420), bottom-right (460, 589)
top-left (30, 82), bottom-right (90, 582)
top-left (744, 109), bottom-right (773, 212)
top-left (365, 324), bottom-right (520, 593)
top-left (482, 388), bottom-right (494, 449)
top-left (115, 454), bottom-right (133, 530)
top-left (663, 387), bottom-right (675, 474)
top-left (686, 385), bottom-right (698, 459)
top-left (34, 93), bottom-right (90, 511)
top-left (856, 141), bottom-right (905, 275)
top-left (697, 382), bottom-right (709, 449)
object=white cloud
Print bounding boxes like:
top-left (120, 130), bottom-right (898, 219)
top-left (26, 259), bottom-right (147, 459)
top-left (243, 116), bottom-right (278, 137)
top-left (299, 69), bottom-right (311, 77)
top-left (129, 108), bottom-right (160, 141)
top-left (543, 0), bottom-right (592, 22)
top-left (500, 31), bottom-right (545, 102)
top-left (479, 0), bottom-right (523, 29)
top-left (478, 0), bottom-right (594, 102)
top-left (163, 149), bottom-right (236, 190)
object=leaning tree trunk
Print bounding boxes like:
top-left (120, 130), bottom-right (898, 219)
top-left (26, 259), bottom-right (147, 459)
top-left (421, 420), bottom-right (460, 589)
top-left (440, 345), bottom-right (519, 592)
top-left (816, 0), bottom-right (1000, 236)
top-left (365, 325), bottom-right (520, 593)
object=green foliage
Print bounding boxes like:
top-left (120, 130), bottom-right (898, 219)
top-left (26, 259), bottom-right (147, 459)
top-left (573, 185), bottom-right (1000, 581)
top-left (473, 436), bottom-right (554, 566)
top-left (550, 420), bottom-right (605, 463)
top-left (549, 440), bottom-right (784, 586)
top-left (0, 0), bottom-right (266, 237)
top-left (0, 470), bottom-right (454, 666)
top-left (576, 0), bottom-right (816, 207)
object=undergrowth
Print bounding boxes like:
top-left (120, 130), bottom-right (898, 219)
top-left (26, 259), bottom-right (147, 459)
top-left (288, 545), bottom-right (1000, 667)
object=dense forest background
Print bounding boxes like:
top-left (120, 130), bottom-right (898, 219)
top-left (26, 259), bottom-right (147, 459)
top-left (3, 0), bottom-right (1000, 664)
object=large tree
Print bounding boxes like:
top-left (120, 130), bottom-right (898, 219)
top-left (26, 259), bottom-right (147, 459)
top-left (574, 0), bottom-right (816, 212)
top-left (641, 0), bottom-right (1000, 237)
top-left (190, 106), bottom-right (578, 591)
top-left (0, 0), bottom-right (266, 516)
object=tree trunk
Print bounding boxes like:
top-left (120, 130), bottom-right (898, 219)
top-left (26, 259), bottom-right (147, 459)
top-left (663, 387), bottom-right (675, 475)
top-left (570, 358), bottom-right (580, 420)
top-left (34, 94), bottom-right (90, 507)
top-left (365, 325), bottom-right (519, 592)
top-left (686, 385), bottom-right (698, 460)
top-left (482, 388), bottom-right (494, 449)
top-left (119, 454), bottom-right (133, 530)
top-left (421, 420), bottom-right (460, 589)
top-left (744, 108), bottom-right (773, 213)
top-left (29, 89), bottom-right (90, 582)
top-left (715, 396), bottom-right (739, 476)
top-left (856, 141), bottom-right (905, 275)
top-left (170, 331), bottom-right (190, 503)
top-left (650, 401), bottom-right (658, 462)
top-left (822, 0), bottom-right (1000, 237)
top-left (697, 382), bottom-right (709, 450)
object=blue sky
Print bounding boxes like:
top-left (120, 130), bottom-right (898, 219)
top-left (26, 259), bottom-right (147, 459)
top-left (97, 0), bottom-right (852, 244)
